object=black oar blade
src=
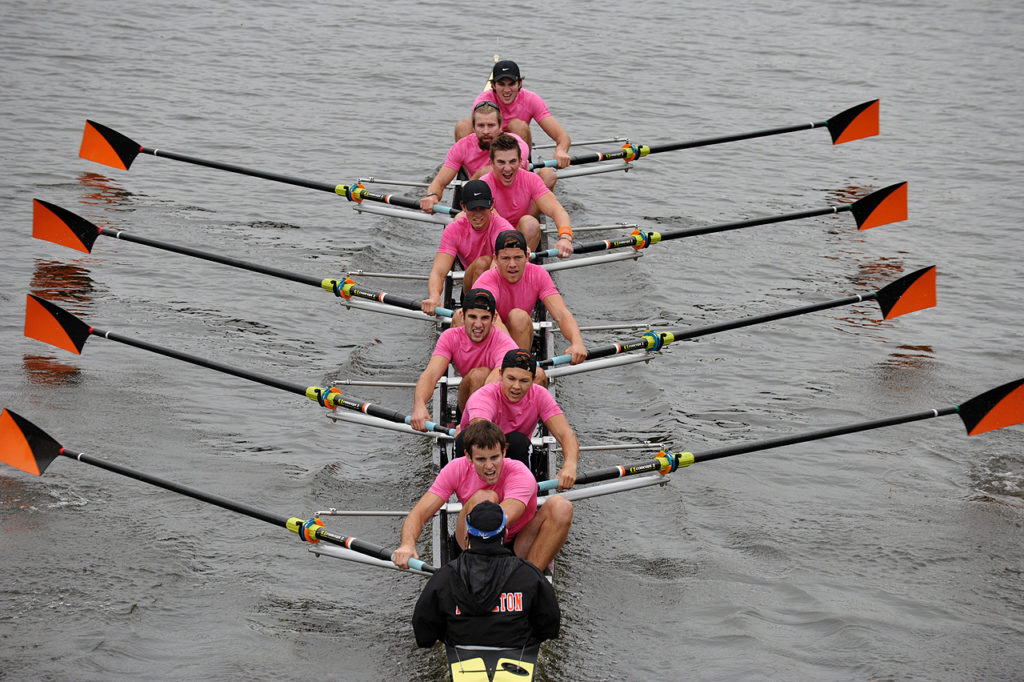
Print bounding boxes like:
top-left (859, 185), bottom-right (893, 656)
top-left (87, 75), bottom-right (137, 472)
top-left (25, 295), bottom-right (92, 355)
top-left (0, 409), bottom-right (63, 476)
top-left (80, 120), bottom-right (140, 170)
top-left (827, 99), bottom-right (880, 144)
top-left (958, 378), bottom-right (1024, 436)
top-left (32, 200), bottom-right (100, 253)
top-left (875, 266), bottom-right (936, 320)
top-left (850, 182), bottom-right (908, 230)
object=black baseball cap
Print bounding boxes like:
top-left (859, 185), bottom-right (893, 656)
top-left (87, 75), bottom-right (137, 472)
top-left (501, 348), bottom-right (537, 375)
top-left (463, 288), bottom-right (496, 314)
top-left (466, 501), bottom-right (507, 542)
top-left (492, 60), bottom-right (521, 82)
top-left (462, 179), bottom-right (493, 210)
top-left (495, 229), bottom-right (528, 255)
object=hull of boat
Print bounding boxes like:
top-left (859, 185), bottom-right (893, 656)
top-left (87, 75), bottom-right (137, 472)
top-left (446, 644), bottom-right (540, 682)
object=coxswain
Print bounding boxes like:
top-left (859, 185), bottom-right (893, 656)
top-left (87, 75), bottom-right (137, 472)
top-left (474, 230), bottom-right (587, 364)
top-left (411, 500), bottom-right (560, 650)
top-left (454, 59), bottom-right (571, 170)
top-left (394, 419), bottom-right (574, 573)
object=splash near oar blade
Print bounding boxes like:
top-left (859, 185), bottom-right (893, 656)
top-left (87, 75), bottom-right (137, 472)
top-left (874, 266), bottom-right (936, 319)
top-left (851, 182), bottom-right (907, 230)
top-left (32, 199), bottom-right (100, 253)
top-left (957, 378), bottom-right (1024, 436)
top-left (25, 294), bottom-right (92, 355)
top-left (0, 409), bottom-right (63, 476)
top-left (826, 99), bottom-right (880, 144)
top-left (80, 120), bottom-right (141, 170)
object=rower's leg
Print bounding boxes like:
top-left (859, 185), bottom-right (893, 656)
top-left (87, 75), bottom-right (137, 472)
top-left (458, 366), bottom-right (491, 409)
top-left (506, 119), bottom-right (533, 150)
top-left (533, 366), bottom-right (549, 388)
top-left (506, 308), bottom-right (534, 349)
top-left (514, 495), bottom-right (573, 571)
top-left (450, 308), bottom-right (465, 328)
top-left (463, 255), bottom-right (493, 290)
top-left (536, 167), bottom-right (557, 190)
top-left (454, 117), bottom-right (472, 142)
top-left (456, 489), bottom-right (500, 549)
top-left (516, 215), bottom-right (542, 251)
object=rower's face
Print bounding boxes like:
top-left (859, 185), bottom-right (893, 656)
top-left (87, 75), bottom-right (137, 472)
top-left (492, 148), bottom-right (521, 186)
top-left (473, 112), bottom-right (501, 149)
top-left (495, 247), bottom-right (527, 284)
top-left (469, 442), bottom-right (505, 485)
top-left (464, 308), bottom-right (494, 343)
top-left (493, 77), bottom-right (521, 105)
top-left (500, 367), bottom-right (533, 403)
top-left (464, 205), bottom-right (491, 231)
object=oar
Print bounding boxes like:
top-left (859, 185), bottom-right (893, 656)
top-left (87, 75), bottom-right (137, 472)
top-left (537, 376), bottom-right (1024, 491)
top-left (22, 295), bottom-right (455, 437)
top-left (530, 100), bottom-right (879, 170)
top-left (31, 200), bottom-right (454, 319)
top-left (78, 120), bottom-right (458, 217)
top-left (0, 409), bottom-right (436, 573)
top-left (530, 182), bottom-right (906, 260)
top-left (540, 266), bottom-right (936, 368)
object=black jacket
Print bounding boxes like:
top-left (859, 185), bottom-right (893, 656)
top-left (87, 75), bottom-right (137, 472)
top-left (412, 543), bottom-right (560, 648)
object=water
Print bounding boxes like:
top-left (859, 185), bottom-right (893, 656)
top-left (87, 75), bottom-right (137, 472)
top-left (2, 1), bottom-right (1023, 680)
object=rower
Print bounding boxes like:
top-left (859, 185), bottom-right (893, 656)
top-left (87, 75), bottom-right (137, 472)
top-left (411, 288), bottom-right (518, 430)
top-left (481, 134), bottom-right (574, 256)
top-left (474, 230), bottom-right (587, 365)
top-left (419, 104), bottom-right (554, 216)
top-left (394, 419), bottom-right (574, 573)
top-left (420, 180), bottom-right (511, 303)
top-left (454, 59), bottom-right (571, 171)
top-left (456, 349), bottom-right (578, 485)
top-left (411, 500), bottom-right (560, 650)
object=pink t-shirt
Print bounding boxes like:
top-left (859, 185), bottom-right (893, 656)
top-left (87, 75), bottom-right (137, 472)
top-left (432, 326), bottom-right (518, 377)
top-left (481, 168), bottom-right (551, 226)
top-left (443, 132), bottom-right (531, 177)
top-left (460, 382), bottom-right (563, 436)
top-left (472, 262), bottom-right (559, 321)
top-left (428, 455), bottom-right (538, 538)
top-left (437, 211), bottom-right (514, 268)
top-left (473, 88), bottom-right (552, 129)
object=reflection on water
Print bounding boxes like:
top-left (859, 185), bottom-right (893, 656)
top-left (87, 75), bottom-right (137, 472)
top-left (22, 354), bottom-right (82, 386)
top-left (77, 171), bottom-right (133, 207)
top-left (870, 345), bottom-right (937, 396)
top-left (29, 259), bottom-right (94, 305)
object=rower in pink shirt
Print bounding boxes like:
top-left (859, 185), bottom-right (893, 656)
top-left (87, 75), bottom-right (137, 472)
top-left (481, 134), bottom-right (574, 256)
top-left (454, 60), bottom-right (572, 170)
top-left (474, 230), bottom-right (588, 366)
top-left (459, 349), bottom-right (579, 491)
top-left (411, 288), bottom-right (517, 429)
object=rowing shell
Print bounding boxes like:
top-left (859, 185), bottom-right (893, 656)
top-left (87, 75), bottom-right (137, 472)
top-left (448, 644), bottom-right (540, 681)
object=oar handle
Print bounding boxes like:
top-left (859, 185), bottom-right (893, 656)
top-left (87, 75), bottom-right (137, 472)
top-left (538, 338), bottom-right (653, 368)
top-left (343, 185), bottom-right (458, 217)
top-left (310, 387), bottom-right (455, 436)
top-left (333, 278), bottom-right (454, 318)
top-left (294, 520), bottom-right (437, 573)
top-left (537, 452), bottom-right (684, 491)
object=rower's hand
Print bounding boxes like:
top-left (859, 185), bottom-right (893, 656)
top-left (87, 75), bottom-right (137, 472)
top-left (554, 148), bottom-right (571, 169)
top-left (410, 404), bottom-right (430, 432)
top-left (556, 461), bottom-right (577, 490)
top-left (419, 195), bottom-right (439, 214)
top-left (556, 237), bottom-right (574, 258)
top-left (421, 297), bottom-right (440, 316)
top-left (566, 341), bottom-right (587, 365)
top-left (393, 543), bottom-right (419, 570)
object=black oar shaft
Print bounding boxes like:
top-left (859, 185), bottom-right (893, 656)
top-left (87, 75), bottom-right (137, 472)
top-left (143, 147), bottom-right (339, 193)
top-left (99, 229), bottom-right (324, 288)
top-left (655, 204), bottom-right (848, 241)
top-left (90, 326), bottom-right (308, 396)
top-left (646, 121), bottom-right (826, 155)
top-left (692, 406), bottom-right (959, 464)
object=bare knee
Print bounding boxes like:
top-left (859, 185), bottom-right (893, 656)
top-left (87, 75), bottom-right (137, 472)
top-left (466, 489), bottom-right (500, 507)
top-left (507, 119), bottom-right (532, 147)
top-left (537, 168), bottom-right (557, 190)
top-left (516, 217), bottom-right (541, 250)
top-left (454, 117), bottom-right (472, 141)
top-left (544, 495), bottom-right (574, 525)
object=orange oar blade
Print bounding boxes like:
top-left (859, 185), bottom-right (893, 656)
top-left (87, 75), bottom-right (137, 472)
top-left (851, 182), bottom-right (908, 230)
top-left (32, 200), bottom-right (100, 253)
top-left (79, 120), bottom-right (141, 170)
top-left (875, 266), bottom-right (936, 320)
top-left (25, 295), bottom-right (92, 355)
top-left (827, 99), bottom-right (879, 145)
top-left (0, 409), bottom-right (63, 476)
top-left (958, 378), bottom-right (1024, 436)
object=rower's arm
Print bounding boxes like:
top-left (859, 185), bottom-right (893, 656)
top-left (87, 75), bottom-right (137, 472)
top-left (420, 166), bottom-right (458, 213)
top-left (542, 293), bottom-right (586, 364)
top-left (500, 497), bottom-right (528, 526)
top-left (535, 192), bottom-right (574, 257)
top-left (537, 116), bottom-right (571, 168)
top-left (544, 413), bottom-right (579, 490)
top-left (395, 491), bottom-right (446, 568)
top-left (411, 355), bottom-right (450, 431)
top-left (423, 251), bottom-right (457, 315)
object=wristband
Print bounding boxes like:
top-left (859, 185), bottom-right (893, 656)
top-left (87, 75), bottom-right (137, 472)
top-left (426, 192), bottom-right (440, 198)
top-left (557, 226), bottom-right (573, 241)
